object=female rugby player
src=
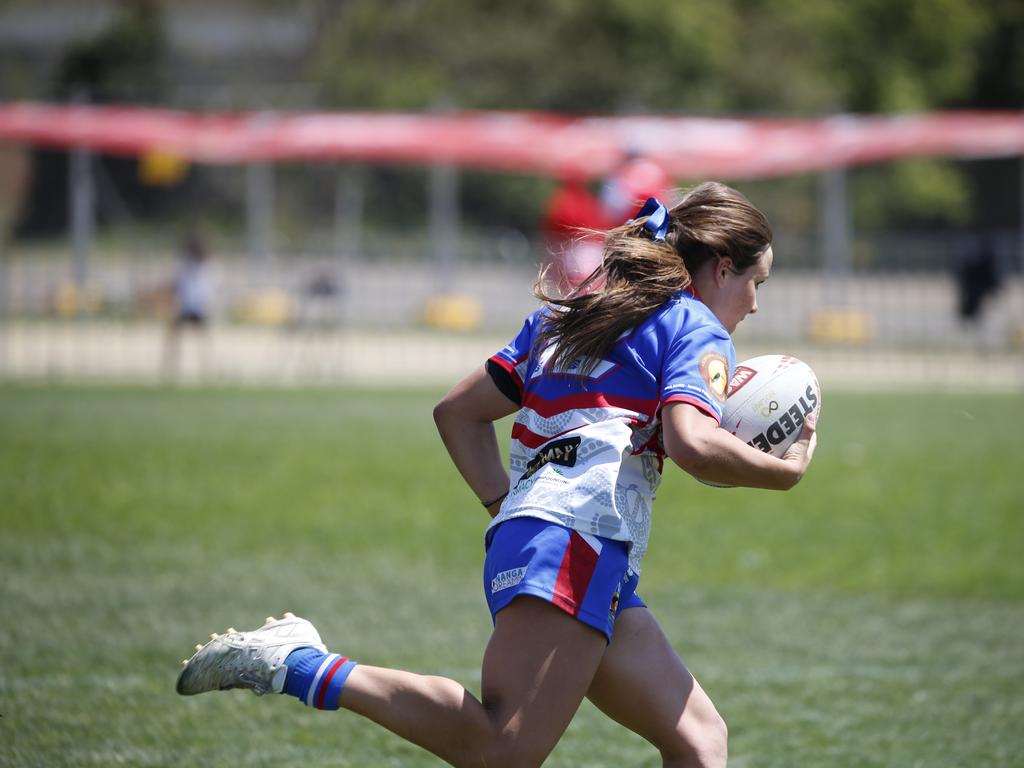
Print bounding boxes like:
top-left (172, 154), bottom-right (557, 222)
top-left (178, 182), bottom-right (817, 768)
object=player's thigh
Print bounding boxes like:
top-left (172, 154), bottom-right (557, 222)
top-left (586, 607), bottom-right (727, 762)
top-left (480, 595), bottom-right (607, 767)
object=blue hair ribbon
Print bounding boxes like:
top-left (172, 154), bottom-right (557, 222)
top-left (630, 197), bottom-right (669, 241)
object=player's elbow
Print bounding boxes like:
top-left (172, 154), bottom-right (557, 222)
top-left (432, 396), bottom-right (460, 438)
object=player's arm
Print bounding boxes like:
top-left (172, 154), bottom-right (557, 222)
top-left (662, 401), bottom-right (816, 490)
top-left (433, 365), bottom-right (520, 515)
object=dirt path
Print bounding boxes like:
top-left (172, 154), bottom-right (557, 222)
top-left (2, 321), bottom-right (1021, 392)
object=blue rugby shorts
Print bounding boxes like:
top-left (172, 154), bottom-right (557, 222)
top-left (483, 517), bottom-right (645, 642)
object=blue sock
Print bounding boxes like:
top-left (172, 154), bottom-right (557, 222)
top-left (282, 647), bottom-right (358, 710)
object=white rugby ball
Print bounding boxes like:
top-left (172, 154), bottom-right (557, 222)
top-left (722, 354), bottom-right (821, 457)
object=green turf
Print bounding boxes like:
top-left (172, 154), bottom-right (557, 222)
top-left (1, 385), bottom-right (1022, 767)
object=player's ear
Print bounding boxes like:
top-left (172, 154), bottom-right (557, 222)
top-left (715, 256), bottom-right (734, 285)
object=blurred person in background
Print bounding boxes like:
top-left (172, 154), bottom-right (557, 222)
top-left (163, 232), bottom-right (213, 381)
top-left (955, 234), bottom-right (1005, 324)
top-left (176, 183), bottom-right (817, 768)
top-left (601, 150), bottom-right (673, 227)
top-left (541, 170), bottom-right (612, 293)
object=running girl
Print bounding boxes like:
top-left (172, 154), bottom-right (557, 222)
top-left (178, 182), bottom-right (817, 768)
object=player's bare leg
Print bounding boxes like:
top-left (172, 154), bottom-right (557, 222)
top-left (586, 607), bottom-right (728, 768)
top-left (340, 595), bottom-right (607, 768)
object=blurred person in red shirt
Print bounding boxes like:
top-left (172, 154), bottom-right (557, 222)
top-left (601, 151), bottom-right (673, 227)
top-left (541, 170), bottom-right (612, 294)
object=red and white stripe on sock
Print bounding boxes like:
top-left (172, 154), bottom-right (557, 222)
top-left (306, 653), bottom-right (357, 710)
top-left (284, 647), bottom-right (358, 710)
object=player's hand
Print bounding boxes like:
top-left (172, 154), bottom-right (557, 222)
top-left (781, 411), bottom-right (817, 481)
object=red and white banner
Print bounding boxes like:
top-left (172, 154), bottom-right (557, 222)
top-left (0, 102), bottom-right (1022, 179)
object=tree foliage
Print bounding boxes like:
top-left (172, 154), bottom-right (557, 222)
top-left (55, 0), bottom-right (166, 103)
top-left (311, 0), bottom-right (1020, 230)
top-left (313, 0), bottom-right (1003, 114)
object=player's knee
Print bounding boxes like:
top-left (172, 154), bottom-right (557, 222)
top-left (701, 712), bottom-right (728, 767)
top-left (661, 710), bottom-right (728, 768)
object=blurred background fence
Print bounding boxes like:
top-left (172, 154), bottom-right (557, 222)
top-left (2, 216), bottom-right (1021, 390)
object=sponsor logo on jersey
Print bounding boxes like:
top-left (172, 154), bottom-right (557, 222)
top-left (491, 567), bottom-right (528, 593)
top-left (515, 435), bottom-right (581, 487)
top-left (699, 352), bottom-right (729, 403)
top-left (727, 365), bottom-right (757, 396)
top-left (747, 384), bottom-right (819, 452)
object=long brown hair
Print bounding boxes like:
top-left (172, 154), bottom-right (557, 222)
top-left (534, 181), bottom-right (772, 374)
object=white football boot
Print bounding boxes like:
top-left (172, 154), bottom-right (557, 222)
top-left (177, 612), bottom-right (326, 696)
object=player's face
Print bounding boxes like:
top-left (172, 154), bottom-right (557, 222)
top-left (711, 246), bottom-right (773, 333)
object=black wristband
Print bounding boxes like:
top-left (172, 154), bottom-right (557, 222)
top-left (481, 491), bottom-right (508, 508)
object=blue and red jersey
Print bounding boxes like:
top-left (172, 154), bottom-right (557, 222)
top-left (487, 290), bottom-right (734, 574)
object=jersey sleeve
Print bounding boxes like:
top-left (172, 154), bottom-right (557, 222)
top-left (488, 310), bottom-right (542, 405)
top-left (660, 322), bottom-right (735, 424)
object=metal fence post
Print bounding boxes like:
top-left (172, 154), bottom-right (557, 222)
top-left (246, 160), bottom-right (274, 272)
top-left (430, 161), bottom-right (459, 290)
top-left (69, 96), bottom-right (95, 305)
top-left (334, 165), bottom-right (365, 324)
top-left (1019, 156), bottom-right (1024, 275)
top-left (819, 164), bottom-right (851, 306)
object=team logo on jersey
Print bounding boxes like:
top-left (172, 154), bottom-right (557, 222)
top-left (699, 352), bottom-right (729, 403)
top-left (515, 436), bottom-right (581, 488)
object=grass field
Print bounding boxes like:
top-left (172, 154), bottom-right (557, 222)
top-left (1, 385), bottom-right (1022, 767)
